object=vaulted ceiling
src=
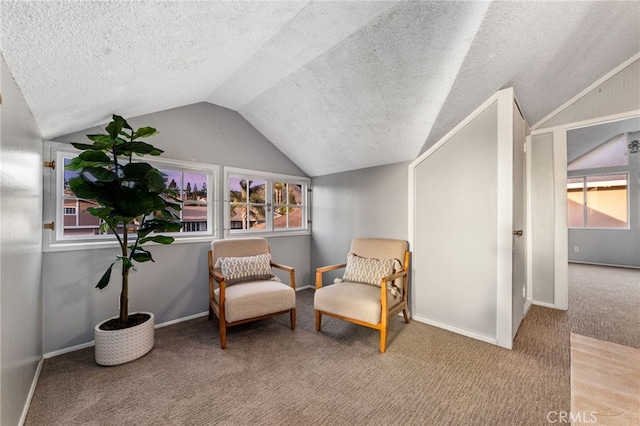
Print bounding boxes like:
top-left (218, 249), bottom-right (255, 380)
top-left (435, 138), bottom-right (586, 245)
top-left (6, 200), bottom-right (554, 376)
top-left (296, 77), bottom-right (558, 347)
top-left (2, 1), bottom-right (639, 176)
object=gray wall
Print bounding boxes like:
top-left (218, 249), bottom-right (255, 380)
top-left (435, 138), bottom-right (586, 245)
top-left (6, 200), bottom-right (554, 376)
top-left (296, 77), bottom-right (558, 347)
top-left (412, 102), bottom-right (499, 340)
top-left (1, 56), bottom-right (44, 426)
top-left (530, 133), bottom-right (556, 305)
top-left (534, 58), bottom-right (640, 272)
top-left (45, 103), bottom-right (311, 354)
top-left (567, 125), bottom-right (640, 268)
top-left (310, 162), bottom-right (410, 283)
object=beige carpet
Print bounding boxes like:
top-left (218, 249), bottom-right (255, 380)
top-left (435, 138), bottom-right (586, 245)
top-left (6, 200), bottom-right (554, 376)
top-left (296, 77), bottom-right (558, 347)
top-left (25, 263), bottom-right (639, 425)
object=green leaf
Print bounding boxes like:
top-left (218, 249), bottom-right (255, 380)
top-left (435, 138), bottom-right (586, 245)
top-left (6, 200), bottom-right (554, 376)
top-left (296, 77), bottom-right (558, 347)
top-left (124, 142), bottom-right (163, 155)
top-left (121, 163), bottom-right (153, 180)
top-left (141, 169), bottom-right (167, 193)
top-left (138, 235), bottom-right (175, 245)
top-left (106, 118), bottom-right (124, 141)
top-left (132, 127), bottom-right (158, 139)
top-left (68, 177), bottom-right (98, 199)
top-left (64, 157), bottom-right (86, 171)
top-left (80, 167), bottom-right (117, 183)
top-left (112, 115), bottom-right (132, 130)
top-left (151, 219), bottom-right (183, 233)
top-left (96, 263), bottom-right (114, 289)
top-left (79, 150), bottom-right (110, 163)
top-left (86, 134), bottom-right (113, 147)
top-left (86, 206), bottom-right (111, 218)
top-left (70, 142), bottom-right (96, 151)
top-left (113, 190), bottom-right (164, 217)
top-left (131, 248), bottom-right (154, 263)
top-left (117, 256), bottom-right (134, 270)
top-left (137, 219), bottom-right (182, 237)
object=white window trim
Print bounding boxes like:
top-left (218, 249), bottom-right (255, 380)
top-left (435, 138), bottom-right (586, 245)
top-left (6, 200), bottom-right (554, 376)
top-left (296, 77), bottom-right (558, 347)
top-left (566, 171), bottom-right (630, 230)
top-left (43, 141), bottom-right (219, 252)
top-left (223, 167), bottom-right (310, 238)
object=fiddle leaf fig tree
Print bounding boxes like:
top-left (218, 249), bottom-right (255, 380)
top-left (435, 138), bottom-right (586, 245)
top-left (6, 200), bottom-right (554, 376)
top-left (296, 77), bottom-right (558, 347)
top-left (65, 115), bottom-right (183, 329)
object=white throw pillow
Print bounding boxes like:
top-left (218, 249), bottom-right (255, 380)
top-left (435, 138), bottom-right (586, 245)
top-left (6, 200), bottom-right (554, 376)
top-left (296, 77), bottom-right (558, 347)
top-left (342, 253), bottom-right (399, 286)
top-left (215, 253), bottom-right (272, 285)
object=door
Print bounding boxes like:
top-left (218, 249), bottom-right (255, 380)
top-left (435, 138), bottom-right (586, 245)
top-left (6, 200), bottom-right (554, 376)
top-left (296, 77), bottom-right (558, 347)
top-left (511, 100), bottom-right (527, 337)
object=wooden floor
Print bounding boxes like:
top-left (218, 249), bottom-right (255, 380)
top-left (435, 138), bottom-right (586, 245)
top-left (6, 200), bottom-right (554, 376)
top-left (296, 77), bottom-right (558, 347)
top-left (571, 333), bottom-right (640, 425)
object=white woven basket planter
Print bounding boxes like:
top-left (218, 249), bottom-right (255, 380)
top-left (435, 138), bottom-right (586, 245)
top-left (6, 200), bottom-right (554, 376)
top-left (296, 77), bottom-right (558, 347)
top-left (94, 312), bottom-right (155, 366)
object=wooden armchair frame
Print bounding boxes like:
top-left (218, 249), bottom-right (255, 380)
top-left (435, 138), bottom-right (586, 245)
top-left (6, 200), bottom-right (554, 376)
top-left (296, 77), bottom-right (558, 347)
top-left (208, 246), bottom-right (296, 349)
top-left (315, 249), bottom-right (410, 353)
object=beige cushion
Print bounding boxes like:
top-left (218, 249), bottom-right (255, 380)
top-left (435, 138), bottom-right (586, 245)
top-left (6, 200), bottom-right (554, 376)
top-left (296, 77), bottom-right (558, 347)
top-left (215, 253), bottom-right (272, 285)
top-left (350, 238), bottom-right (408, 289)
top-left (215, 280), bottom-right (295, 323)
top-left (314, 281), bottom-right (401, 325)
top-left (343, 253), bottom-right (400, 287)
top-left (211, 238), bottom-right (269, 266)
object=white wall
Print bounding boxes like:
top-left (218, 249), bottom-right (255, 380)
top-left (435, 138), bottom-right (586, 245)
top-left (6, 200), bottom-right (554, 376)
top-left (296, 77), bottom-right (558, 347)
top-left (530, 133), bottom-right (556, 305)
top-left (530, 55), bottom-right (640, 308)
top-left (412, 101), bottom-right (499, 342)
top-left (0, 56), bottom-right (44, 426)
top-left (45, 103), bottom-right (311, 354)
top-left (310, 162), bottom-right (410, 282)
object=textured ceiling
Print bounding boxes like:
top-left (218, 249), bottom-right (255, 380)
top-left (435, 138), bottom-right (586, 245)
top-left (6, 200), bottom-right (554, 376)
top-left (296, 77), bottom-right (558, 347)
top-left (1, 1), bottom-right (639, 176)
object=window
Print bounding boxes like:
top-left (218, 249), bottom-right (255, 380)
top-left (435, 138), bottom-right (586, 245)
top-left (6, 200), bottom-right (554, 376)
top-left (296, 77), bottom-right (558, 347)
top-left (567, 174), bottom-right (628, 229)
top-left (161, 169), bottom-right (211, 234)
top-left (225, 168), bottom-right (309, 235)
top-left (45, 142), bottom-right (218, 250)
top-left (566, 122), bottom-right (637, 230)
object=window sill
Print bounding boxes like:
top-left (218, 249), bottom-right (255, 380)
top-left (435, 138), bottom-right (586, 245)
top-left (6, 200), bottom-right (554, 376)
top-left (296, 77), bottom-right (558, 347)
top-left (225, 230), bottom-right (311, 239)
top-left (43, 234), bottom-right (218, 253)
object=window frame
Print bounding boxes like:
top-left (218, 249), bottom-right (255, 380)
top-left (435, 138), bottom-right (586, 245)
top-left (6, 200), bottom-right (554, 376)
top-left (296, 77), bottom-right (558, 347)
top-left (224, 167), bottom-right (310, 237)
top-left (44, 141), bottom-right (219, 252)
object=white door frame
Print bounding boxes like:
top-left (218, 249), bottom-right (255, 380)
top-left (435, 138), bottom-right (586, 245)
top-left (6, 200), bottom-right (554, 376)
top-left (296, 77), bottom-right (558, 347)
top-left (529, 110), bottom-right (640, 311)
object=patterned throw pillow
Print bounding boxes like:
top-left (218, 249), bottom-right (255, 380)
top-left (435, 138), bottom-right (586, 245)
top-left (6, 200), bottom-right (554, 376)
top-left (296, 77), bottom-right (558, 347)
top-left (342, 253), bottom-right (399, 287)
top-left (215, 253), bottom-right (273, 285)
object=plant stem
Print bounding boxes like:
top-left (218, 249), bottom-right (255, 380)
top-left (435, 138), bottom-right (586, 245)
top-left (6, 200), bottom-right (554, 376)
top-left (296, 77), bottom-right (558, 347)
top-left (120, 220), bottom-right (129, 325)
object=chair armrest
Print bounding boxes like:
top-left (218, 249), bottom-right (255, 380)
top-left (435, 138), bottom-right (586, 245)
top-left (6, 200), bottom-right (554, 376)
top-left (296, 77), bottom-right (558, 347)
top-left (210, 267), bottom-right (225, 283)
top-left (382, 269), bottom-right (407, 283)
top-left (315, 263), bottom-right (347, 289)
top-left (271, 262), bottom-right (296, 289)
top-left (380, 269), bottom-right (408, 306)
top-left (271, 261), bottom-right (294, 273)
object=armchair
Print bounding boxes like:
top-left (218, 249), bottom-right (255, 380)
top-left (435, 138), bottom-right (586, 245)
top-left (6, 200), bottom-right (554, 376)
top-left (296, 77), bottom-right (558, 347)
top-left (314, 238), bottom-right (410, 353)
top-left (208, 238), bottom-right (296, 349)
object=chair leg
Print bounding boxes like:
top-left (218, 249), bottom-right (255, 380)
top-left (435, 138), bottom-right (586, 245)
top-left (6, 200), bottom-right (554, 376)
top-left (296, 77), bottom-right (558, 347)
top-left (219, 320), bottom-right (227, 349)
top-left (403, 307), bottom-right (410, 323)
top-left (380, 327), bottom-right (387, 353)
top-left (315, 311), bottom-right (322, 331)
top-left (290, 309), bottom-right (296, 330)
top-left (208, 306), bottom-right (213, 320)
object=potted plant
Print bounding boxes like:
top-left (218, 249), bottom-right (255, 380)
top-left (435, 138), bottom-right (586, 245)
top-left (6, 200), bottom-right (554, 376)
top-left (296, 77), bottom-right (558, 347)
top-left (65, 114), bottom-right (182, 365)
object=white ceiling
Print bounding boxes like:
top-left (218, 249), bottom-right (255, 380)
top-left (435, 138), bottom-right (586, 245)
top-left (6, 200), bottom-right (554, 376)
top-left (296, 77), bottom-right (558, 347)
top-left (1, 1), bottom-right (639, 176)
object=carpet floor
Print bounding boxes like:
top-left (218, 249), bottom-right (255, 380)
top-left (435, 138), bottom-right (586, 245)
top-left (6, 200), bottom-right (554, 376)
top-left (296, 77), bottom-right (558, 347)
top-left (25, 263), bottom-right (639, 425)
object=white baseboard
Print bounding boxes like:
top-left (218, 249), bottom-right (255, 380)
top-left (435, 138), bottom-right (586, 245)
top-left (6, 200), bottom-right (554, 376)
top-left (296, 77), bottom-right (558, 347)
top-left (532, 300), bottom-right (560, 309)
top-left (296, 285), bottom-right (314, 291)
top-left (411, 314), bottom-right (498, 346)
top-left (155, 311), bottom-right (208, 329)
top-left (19, 357), bottom-right (44, 426)
top-left (569, 260), bottom-right (640, 270)
top-left (44, 288), bottom-right (313, 359)
top-left (524, 299), bottom-right (532, 314)
top-left (44, 311), bottom-right (211, 359)
top-left (44, 341), bottom-right (95, 359)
